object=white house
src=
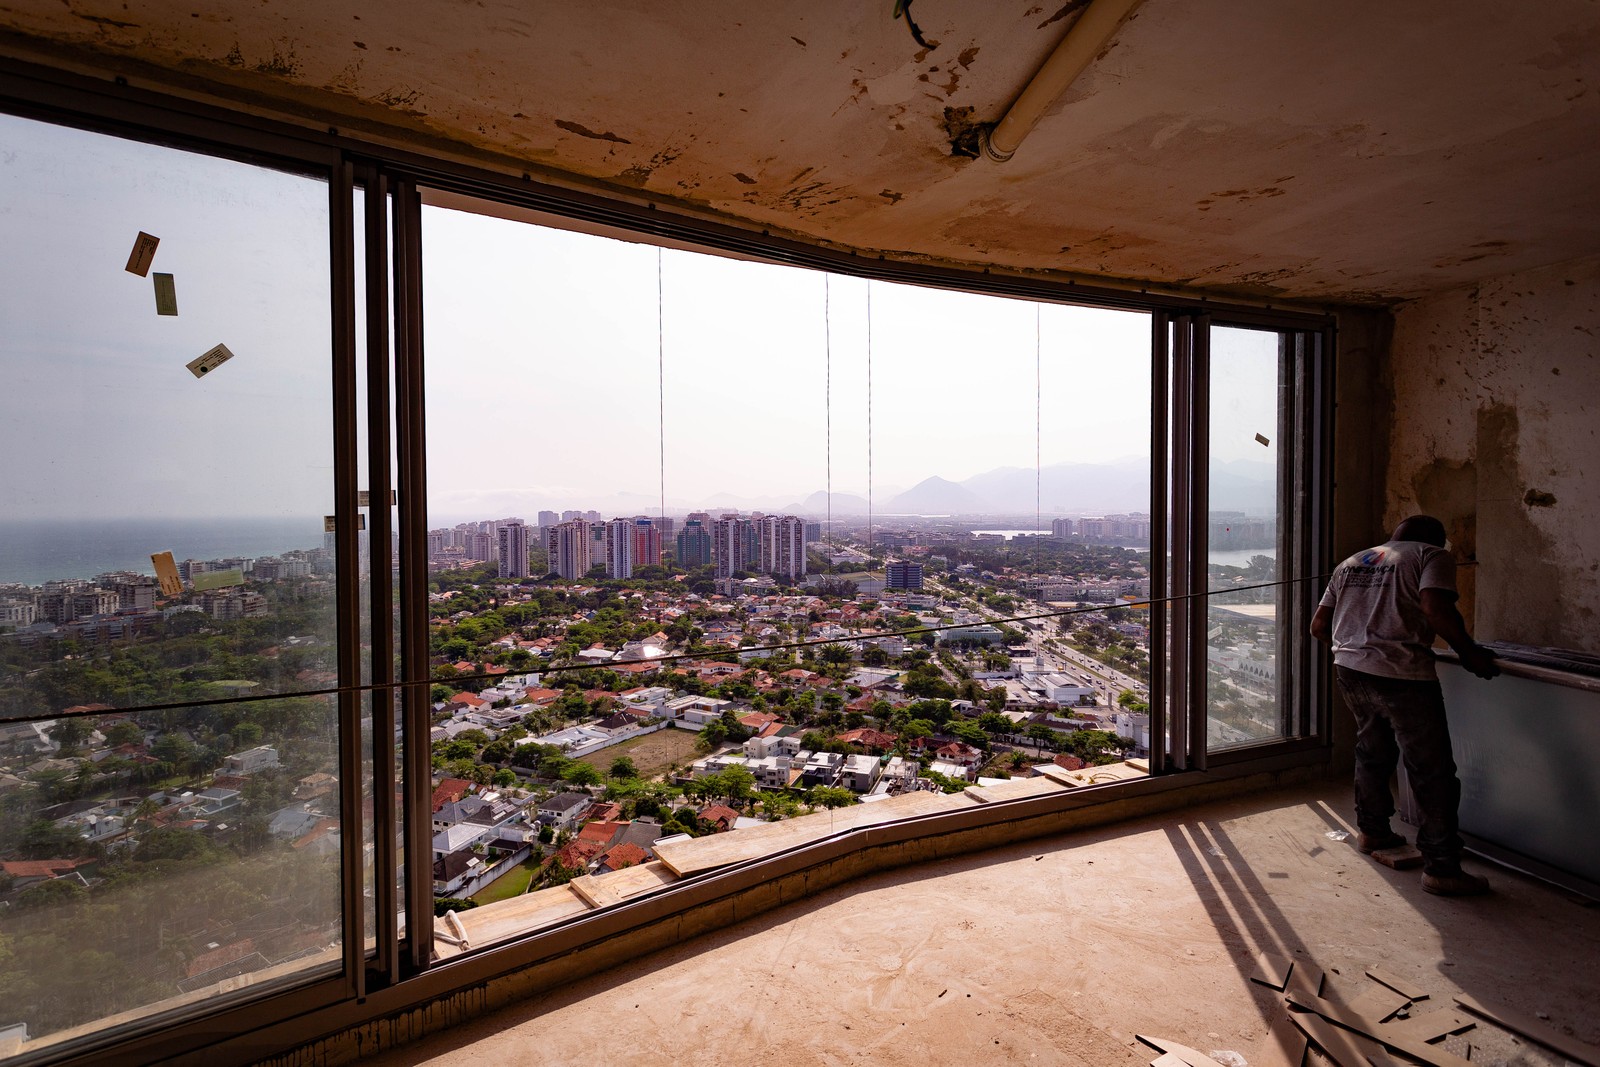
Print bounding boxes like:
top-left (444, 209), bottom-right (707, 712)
top-left (839, 754), bottom-right (882, 793)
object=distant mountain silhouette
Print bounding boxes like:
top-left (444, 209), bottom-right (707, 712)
top-left (567, 457), bottom-right (1274, 519)
top-left (884, 476), bottom-right (991, 515)
top-left (781, 490), bottom-right (874, 516)
top-left (957, 457), bottom-right (1274, 514)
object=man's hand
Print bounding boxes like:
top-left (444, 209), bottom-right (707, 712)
top-left (1460, 644), bottom-right (1500, 680)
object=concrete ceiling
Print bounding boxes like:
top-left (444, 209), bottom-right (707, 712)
top-left (4, 0), bottom-right (1600, 304)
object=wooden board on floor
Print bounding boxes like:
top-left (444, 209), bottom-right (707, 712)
top-left (1253, 1008), bottom-right (1307, 1067)
top-left (1348, 985), bottom-right (1412, 1024)
top-left (1454, 992), bottom-right (1600, 1067)
top-left (1382, 1008), bottom-right (1474, 1042)
top-left (1284, 989), bottom-right (1474, 1067)
top-left (1291, 1011), bottom-right (1385, 1067)
top-left (568, 860), bottom-right (678, 910)
top-left (652, 790), bottom-right (978, 877)
top-left (1134, 1035), bottom-right (1231, 1067)
top-left (1251, 951), bottom-right (1294, 991)
top-left (1366, 968), bottom-right (1429, 1001)
top-left (1285, 958), bottom-right (1326, 999)
top-left (963, 775), bottom-right (1069, 803)
top-left (455, 884), bottom-right (590, 946)
top-left (1149, 1053), bottom-right (1191, 1067)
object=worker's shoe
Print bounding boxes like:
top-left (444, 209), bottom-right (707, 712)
top-left (1357, 830), bottom-right (1408, 855)
top-left (1421, 869), bottom-right (1491, 896)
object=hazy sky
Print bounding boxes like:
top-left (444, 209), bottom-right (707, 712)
top-left (1, 112), bottom-right (333, 522)
top-left (424, 208), bottom-right (1208, 522)
top-left (0, 109), bottom-right (1278, 527)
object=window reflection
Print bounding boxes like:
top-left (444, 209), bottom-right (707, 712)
top-left (0, 112), bottom-right (343, 1047)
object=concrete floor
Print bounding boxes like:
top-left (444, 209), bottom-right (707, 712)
top-left (363, 782), bottom-right (1600, 1067)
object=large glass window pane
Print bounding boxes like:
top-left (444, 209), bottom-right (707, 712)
top-left (1205, 325), bottom-right (1287, 750)
top-left (418, 198), bottom-right (1154, 955)
top-left (0, 113), bottom-right (343, 1048)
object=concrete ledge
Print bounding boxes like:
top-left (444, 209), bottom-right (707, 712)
top-left (241, 757), bottom-right (1329, 1067)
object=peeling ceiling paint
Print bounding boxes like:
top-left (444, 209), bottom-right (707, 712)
top-left (3, 0), bottom-right (1599, 304)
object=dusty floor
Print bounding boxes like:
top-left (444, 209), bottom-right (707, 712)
top-left (362, 782), bottom-right (1600, 1067)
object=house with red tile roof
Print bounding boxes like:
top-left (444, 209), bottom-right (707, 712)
top-left (698, 804), bottom-right (740, 832)
top-left (431, 777), bottom-right (474, 813)
top-left (552, 838), bottom-right (606, 871)
top-left (595, 842), bottom-right (648, 873)
top-left (836, 728), bottom-right (897, 752)
top-left (934, 741), bottom-right (983, 767)
top-left (0, 858), bottom-right (87, 888)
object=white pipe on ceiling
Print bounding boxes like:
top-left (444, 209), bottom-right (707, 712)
top-left (981, 0), bottom-right (1146, 162)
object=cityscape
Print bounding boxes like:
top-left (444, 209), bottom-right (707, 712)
top-left (0, 502), bottom-right (1278, 1044)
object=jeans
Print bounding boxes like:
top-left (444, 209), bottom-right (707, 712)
top-left (1335, 666), bottom-right (1464, 875)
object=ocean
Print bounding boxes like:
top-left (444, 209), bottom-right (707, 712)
top-left (0, 517), bottom-right (326, 587)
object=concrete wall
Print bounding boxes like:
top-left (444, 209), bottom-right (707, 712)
top-left (1386, 254), bottom-right (1600, 652)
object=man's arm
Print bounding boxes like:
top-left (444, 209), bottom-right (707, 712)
top-left (1309, 604), bottom-right (1334, 645)
top-left (1420, 588), bottom-right (1499, 679)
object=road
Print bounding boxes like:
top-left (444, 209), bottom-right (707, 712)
top-left (926, 577), bottom-right (1146, 705)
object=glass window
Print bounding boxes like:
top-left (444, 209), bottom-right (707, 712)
top-left (0, 113), bottom-right (344, 1047)
top-left (1205, 325), bottom-right (1287, 751)
top-left (418, 198), bottom-right (1153, 950)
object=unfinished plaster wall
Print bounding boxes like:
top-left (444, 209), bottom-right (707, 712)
top-left (1387, 254), bottom-right (1600, 651)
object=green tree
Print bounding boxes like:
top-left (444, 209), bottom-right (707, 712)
top-left (609, 755), bottom-right (638, 779)
top-left (565, 762), bottom-right (603, 787)
top-left (805, 785), bottom-right (857, 809)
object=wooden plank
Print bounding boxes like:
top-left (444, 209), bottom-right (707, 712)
top-left (1348, 985), bottom-right (1412, 1024)
top-left (963, 775), bottom-right (1068, 803)
top-left (1290, 1012), bottom-right (1384, 1067)
top-left (1251, 951), bottom-right (1294, 991)
top-left (1366, 967), bottom-right (1429, 1001)
top-left (652, 791), bottom-right (976, 876)
top-left (1283, 989), bottom-right (1474, 1067)
top-left (1134, 1035), bottom-right (1231, 1067)
top-left (1382, 1009), bottom-right (1474, 1042)
top-left (1454, 993), bottom-right (1600, 1067)
top-left (454, 884), bottom-right (589, 946)
top-left (1285, 958), bottom-right (1326, 999)
top-left (1033, 763), bottom-right (1085, 786)
top-left (568, 860), bottom-right (678, 909)
top-left (1150, 1053), bottom-right (1191, 1067)
top-left (1252, 1009), bottom-right (1307, 1067)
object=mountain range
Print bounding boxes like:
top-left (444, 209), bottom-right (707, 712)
top-left (433, 458), bottom-right (1276, 524)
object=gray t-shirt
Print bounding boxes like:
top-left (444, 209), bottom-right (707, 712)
top-left (1319, 539), bottom-right (1457, 680)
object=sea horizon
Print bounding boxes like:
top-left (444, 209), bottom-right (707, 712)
top-left (0, 516), bottom-right (327, 587)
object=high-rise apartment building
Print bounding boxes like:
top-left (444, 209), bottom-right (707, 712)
top-left (676, 519), bottom-right (712, 568)
top-left (630, 519), bottom-right (662, 570)
top-left (537, 510), bottom-right (559, 529)
top-left (761, 515), bottom-right (807, 583)
top-left (711, 517), bottom-right (742, 580)
top-left (497, 522), bottom-right (530, 579)
top-left (463, 530), bottom-right (494, 562)
top-left (604, 519), bottom-right (634, 579)
top-left (1051, 517), bottom-right (1074, 539)
top-left (885, 560), bottom-right (924, 591)
top-left (545, 520), bottom-right (592, 580)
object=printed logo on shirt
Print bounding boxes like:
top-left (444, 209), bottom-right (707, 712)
top-left (1340, 546), bottom-right (1398, 588)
